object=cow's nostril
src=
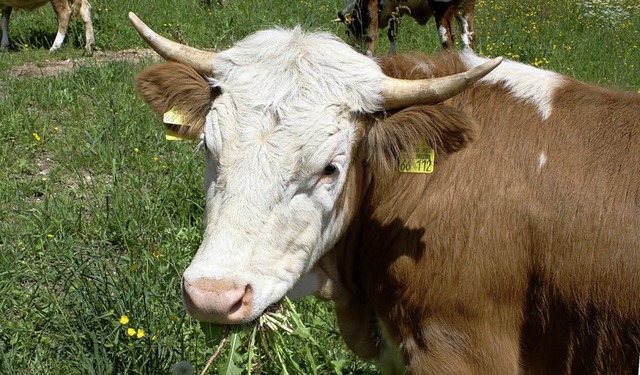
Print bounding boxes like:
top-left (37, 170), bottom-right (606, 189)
top-left (229, 298), bottom-right (243, 315)
top-left (181, 277), bottom-right (253, 324)
top-left (228, 284), bottom-right (253, 316)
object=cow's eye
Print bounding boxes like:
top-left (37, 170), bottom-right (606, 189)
top-left (318, 162), bottom-right (340, 185)
top-left (323, 163), bottom-right (338, 176)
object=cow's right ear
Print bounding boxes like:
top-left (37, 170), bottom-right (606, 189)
top-left (135, 62), bottom-right (217, 140)
top-left (365, 104), bottom-right (477, 173)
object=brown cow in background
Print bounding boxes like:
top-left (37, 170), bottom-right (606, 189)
top-left (338, 0), bottom-right (475, 55)
top-left (0, 0), bottom-right (94, 51)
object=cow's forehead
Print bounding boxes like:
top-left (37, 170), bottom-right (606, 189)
top-left (205, 97), bottom-right (357, 180)
top-left (201, 28), bottom-right (382, 181)
top-left (210, 27), bottom-right (384, 115)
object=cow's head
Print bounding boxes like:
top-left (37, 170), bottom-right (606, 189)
top-left (337, 7), bottom-right (369, 53)
top-left (130, 13), bottom-right (500, 324)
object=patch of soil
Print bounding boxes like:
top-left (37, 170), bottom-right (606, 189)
top-left (9, 48), bottom-right (160, 78)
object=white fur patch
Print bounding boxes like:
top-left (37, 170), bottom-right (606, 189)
top-left (460, 18), bottom-right (471, 47)
top-left (438, 25), bottom-right (448, 44)
top-left (460, 50), bottom-right (565, 121)
top-left (50, 31), bottom-right (66, 52)
top-left (537, 152), bottom-right (547, 174)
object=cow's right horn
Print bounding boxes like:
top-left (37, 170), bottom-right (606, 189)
top-left (381, 57), bottom-right (503, 109)
top-left (128, 12), bottom-right (217, 76)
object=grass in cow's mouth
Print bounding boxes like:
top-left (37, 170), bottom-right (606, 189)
top-left (198, 298), bottom-right (344, 375)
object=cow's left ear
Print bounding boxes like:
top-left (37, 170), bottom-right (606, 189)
top-left (365, 104), bottom-right (477, 172)
top-left (135, 62), bottom-right (216, 140)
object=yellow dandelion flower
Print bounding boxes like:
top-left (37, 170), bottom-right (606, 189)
top-left (136, 328), bottom-right (145, 339)
top-left (127, 328), bottom-right (136, 336)
top-left (151, 335), bottom-right (157, 341)
top-left (119, 315), bottom-right (130, 325)
top-left (53, 127), bottom-right (59, 132)
top-left (33, 133), bottom-right (41, 141)
top-left (47, 234), bottom-right (54, 239)
top-left (134, 148), bottom-right (139, 153)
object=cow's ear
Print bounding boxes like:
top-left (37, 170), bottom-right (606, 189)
top-left (365, 104), bottom-right (477, 172)
top-left (135, 62), bottom-right (216, 140)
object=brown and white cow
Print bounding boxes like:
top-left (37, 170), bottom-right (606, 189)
top-left (130, 12), bottom-right (640, 374)
top-left (338, 0), bottom-right (475, 55)
top-left (0, 0), bottom-right (93, 51)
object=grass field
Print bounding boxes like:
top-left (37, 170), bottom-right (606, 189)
top-left (1, 0), bottom-right (638, 374)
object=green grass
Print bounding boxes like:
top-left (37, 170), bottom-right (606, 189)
top-left (0, 0), bottom-right (639, 374)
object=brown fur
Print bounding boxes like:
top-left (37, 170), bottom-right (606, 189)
top-left (326, 52), bottom-right (640, 373)
top-left (134, 62), bottom-right (215, 140)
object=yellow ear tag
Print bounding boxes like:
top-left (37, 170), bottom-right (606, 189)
top-left (399, 143), bottom-right (434, 173)
top-left (163, 107), bottom-right (192, 141)
top-left (165, 132), bottom-right (192, 141)
top-left (163, 107), bottom-right (186, 125)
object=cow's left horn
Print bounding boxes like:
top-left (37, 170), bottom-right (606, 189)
top-left (382, 57), bottom-right (503, 109)
top-left (128, 12), bottom-right (217, 76)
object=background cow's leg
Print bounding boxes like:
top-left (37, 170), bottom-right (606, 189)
top-left (49, 0), bottom-right (72, 51)
top-left (387, 17), bottom-right (398, 54)
top-left (365, 0), bottom-right (378, 56)
top-left (1, 6), bottom-right (11, 51)
top-left (431, 3), bottom-right (456, 49)
top-left (457, 0), bottom-right (476, 49)
top-left (76, 0), bottom-right (94, 51)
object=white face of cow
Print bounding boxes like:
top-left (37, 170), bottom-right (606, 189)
top-left (180, 28), bottom-right (383, 324)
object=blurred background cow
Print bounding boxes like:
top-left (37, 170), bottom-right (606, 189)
top-left (338, 0), bottom-right (475, 55)
top-left (0, 0), bottom-right (94, 51)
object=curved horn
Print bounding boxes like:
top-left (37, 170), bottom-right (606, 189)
top-left (382, 57), bottom-right (503, 109)
top-left (128, 12), bottom-right (217, 76)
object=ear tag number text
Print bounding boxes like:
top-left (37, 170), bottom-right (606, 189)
top-left (399, 143), bottom-right (434, 173)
